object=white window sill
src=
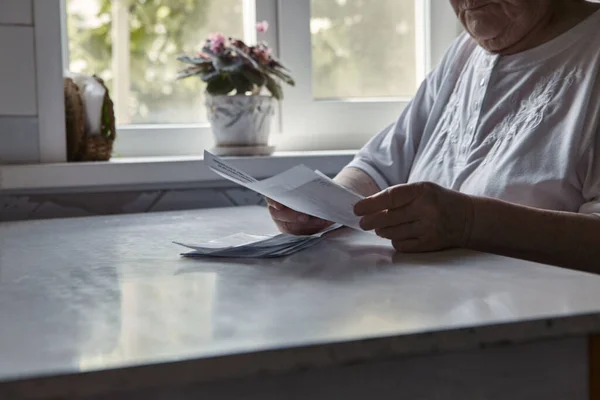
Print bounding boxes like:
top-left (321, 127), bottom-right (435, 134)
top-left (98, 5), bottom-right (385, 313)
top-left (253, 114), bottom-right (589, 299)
top-left (0, 150), bottom-right (355, 193)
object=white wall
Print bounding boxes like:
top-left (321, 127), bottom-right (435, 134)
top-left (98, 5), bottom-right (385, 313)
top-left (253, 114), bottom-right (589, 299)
top-left (0, 0), bottom-right (38, 164)
top-left (0, 0), bottom-right (65, 165)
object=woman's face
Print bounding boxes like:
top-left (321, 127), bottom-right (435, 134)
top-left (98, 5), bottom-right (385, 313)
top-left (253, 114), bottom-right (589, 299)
top-left (450, 0), bottom-right (555, 53)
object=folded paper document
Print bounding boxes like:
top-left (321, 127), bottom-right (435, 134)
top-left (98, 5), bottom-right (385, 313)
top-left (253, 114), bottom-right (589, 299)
top-left (204, 151), bottom-right (364, 229)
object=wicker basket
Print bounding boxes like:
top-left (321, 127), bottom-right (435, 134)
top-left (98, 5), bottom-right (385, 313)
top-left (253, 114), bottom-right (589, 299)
top-left (64, 76), bottom-right (116, 162)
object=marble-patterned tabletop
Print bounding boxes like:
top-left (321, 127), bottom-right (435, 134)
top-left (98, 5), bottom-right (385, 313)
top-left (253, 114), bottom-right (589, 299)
top-left (1, 206), bottom-right (600, 397)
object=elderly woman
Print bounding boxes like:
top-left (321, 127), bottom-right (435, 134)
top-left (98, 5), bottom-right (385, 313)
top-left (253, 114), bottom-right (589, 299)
top-left (269, 0), bottom-right (600, 271)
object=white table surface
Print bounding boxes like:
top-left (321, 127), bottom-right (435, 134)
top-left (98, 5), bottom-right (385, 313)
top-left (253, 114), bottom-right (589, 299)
top-left (1, 206), bottom-right (600, 397)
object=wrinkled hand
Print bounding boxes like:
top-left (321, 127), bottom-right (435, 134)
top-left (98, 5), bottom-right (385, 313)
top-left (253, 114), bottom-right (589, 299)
top-left (355, 182), bottom-right (473, 253)
top-left (267, 199), bottom-right (333, 236)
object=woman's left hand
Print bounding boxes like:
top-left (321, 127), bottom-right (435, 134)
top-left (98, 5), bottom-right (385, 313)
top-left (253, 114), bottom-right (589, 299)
top-left (355, 182), bottom-right (474, 253)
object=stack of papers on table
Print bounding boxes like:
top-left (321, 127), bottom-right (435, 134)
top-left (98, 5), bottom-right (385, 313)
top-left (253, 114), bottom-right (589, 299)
top-left (176, 224), bottom-right (341, 258)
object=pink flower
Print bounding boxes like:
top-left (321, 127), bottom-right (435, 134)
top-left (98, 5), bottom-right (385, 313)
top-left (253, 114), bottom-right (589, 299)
top-left (256, 21), bottom-right (269, 33)
top-left (208, 33), bottom-right (228, 53)
top-left (253, 46), bottom-right (272, 64)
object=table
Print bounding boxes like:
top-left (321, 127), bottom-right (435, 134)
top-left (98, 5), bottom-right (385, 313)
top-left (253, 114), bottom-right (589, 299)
top-left (1, 206), bottom-right (600, 399)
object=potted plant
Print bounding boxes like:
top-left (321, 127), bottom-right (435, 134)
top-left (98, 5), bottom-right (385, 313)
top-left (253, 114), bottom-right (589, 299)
top-left (177, 21), bottom-right (294, 156)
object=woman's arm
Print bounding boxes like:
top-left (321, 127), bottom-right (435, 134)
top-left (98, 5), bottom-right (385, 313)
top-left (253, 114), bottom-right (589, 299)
top-left (466, 196), bottom-right (600, 272)
top-left (355, 182), bottom-right (600, 273)
top-left (334, 167), bottom-right (381, 198)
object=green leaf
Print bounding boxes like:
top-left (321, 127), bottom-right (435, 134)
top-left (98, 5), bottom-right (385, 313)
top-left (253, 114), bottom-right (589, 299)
top-left (201, 70), bottom-right (221, 82)
top-left (241, 66), bottom-right (266, 87)
top-left (268, 55), bottom-right (292, 72)
top-left (265, 74), bottom-right (283, 100)
top-left (212, 57), bottom-right (245, 73)
top-left (102, 102), bottom-right (111, 138)
top-left (230, 44), bottom-right (261, 69)
top-left (177, 55), bottom-right (213, 65)
top-left (265, 66), bottom-right (295, 86)
top-left (176, 66), bottom-right (203, 80)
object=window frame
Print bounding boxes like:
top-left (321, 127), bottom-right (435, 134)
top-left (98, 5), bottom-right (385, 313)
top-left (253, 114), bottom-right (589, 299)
top-left (60, 0), bottom-right (459, 158)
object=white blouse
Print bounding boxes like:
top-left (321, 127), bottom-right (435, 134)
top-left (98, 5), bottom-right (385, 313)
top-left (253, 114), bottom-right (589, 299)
top-left (348, 10), bottom-right (600, 216)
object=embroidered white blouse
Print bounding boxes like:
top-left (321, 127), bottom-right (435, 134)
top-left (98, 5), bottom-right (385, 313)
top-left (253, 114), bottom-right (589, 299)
top-left (347, 10), bottom-right (600, 216)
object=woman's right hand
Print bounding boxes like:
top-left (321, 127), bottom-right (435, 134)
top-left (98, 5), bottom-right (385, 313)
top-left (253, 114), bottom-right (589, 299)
top-left (267, 199), bottom-right (333, 236)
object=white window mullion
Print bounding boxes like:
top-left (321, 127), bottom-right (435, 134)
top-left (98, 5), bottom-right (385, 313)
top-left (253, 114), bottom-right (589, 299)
top-left (243, 0), bottom-right (257, 44)
top-left (111, 0), bottom-right (131, 125)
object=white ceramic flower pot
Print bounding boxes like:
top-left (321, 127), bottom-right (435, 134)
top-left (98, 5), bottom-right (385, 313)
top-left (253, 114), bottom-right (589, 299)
top-left (206, 94), bottom-right (275, 148)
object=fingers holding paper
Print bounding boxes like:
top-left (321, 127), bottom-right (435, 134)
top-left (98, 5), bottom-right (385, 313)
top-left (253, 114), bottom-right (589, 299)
top-left (354, 182), bottom-right (473, 253)
top-left (267, 198), bottom-right (333, 236)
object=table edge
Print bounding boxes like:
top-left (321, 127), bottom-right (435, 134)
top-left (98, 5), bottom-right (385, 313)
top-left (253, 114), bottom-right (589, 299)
top-left (3, 312), bottom-right (600, 399)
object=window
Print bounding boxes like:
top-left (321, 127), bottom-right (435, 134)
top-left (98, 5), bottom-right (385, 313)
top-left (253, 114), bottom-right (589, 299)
top-left (278, 0), bottom-right (458, 151)
top-left (311, 0), bottom-right (418, 100)
top-left (62, 0), bottom-right (458, 156)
